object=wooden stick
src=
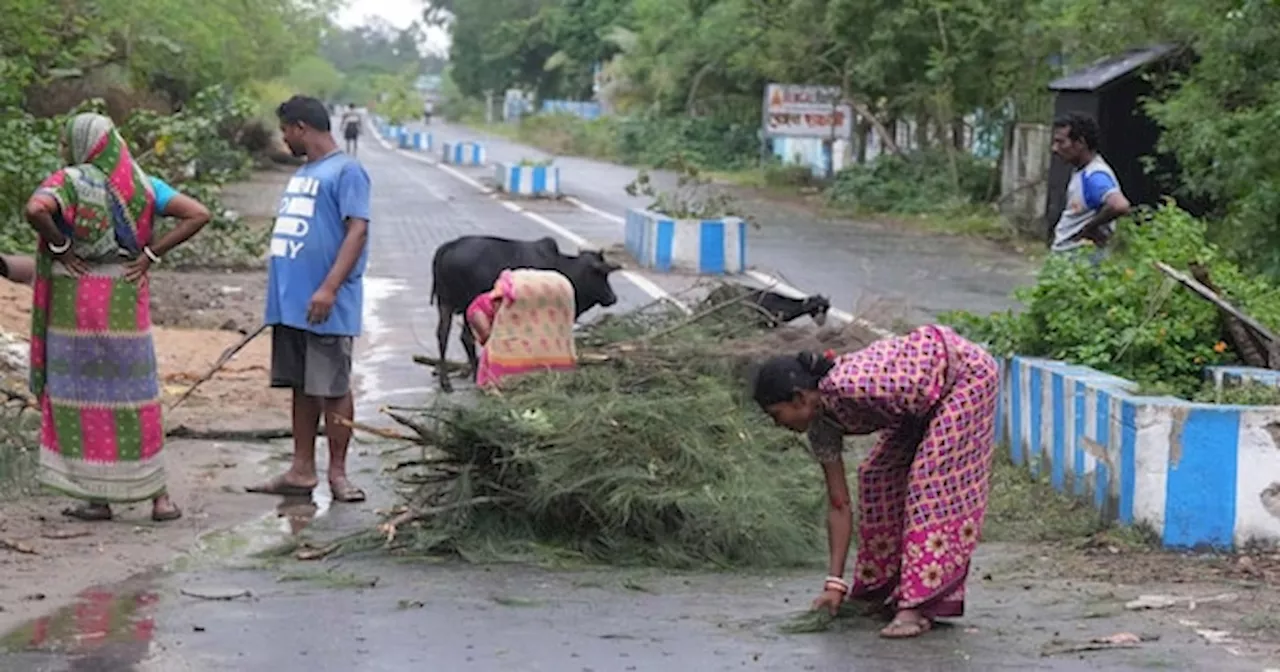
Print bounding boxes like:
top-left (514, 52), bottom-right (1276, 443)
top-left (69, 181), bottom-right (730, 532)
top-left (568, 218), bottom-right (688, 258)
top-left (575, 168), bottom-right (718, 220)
top-left (168, 323), bottom-right (269, 411)
top-left (334, 415), bottom-right (417, 442)
top-left (1156, 262), bottom-right (1280, 343)
top-left (411, 355), bottom-right (470, 371)
top-left (634, 290), bottom-right (761, 344)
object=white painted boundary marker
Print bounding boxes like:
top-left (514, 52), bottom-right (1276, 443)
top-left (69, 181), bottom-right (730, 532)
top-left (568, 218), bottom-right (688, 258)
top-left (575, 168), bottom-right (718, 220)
top-left (367, 121), bottom-right (689, 315)
top-left (564, 197), bottom-right (892, 338)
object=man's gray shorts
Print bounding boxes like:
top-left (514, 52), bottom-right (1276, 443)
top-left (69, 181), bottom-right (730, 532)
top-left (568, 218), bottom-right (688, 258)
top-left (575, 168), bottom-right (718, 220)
top-left (270, 325), bottom-right (353, 398)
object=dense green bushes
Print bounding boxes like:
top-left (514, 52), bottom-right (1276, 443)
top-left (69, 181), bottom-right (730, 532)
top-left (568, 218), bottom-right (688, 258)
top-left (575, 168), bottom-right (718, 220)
top-left (941, 204), bottom-right (1280, 398)
top-left (825, 150), bottom-right (999, 215)
top-left (0, 86), bottom-right (269, 265)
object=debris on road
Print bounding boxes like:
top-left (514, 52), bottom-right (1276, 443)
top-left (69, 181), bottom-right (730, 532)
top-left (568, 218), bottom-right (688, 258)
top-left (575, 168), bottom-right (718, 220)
top-left (1041, 632), bottom-right (1159, 656)
top-left (1125, 593), bottom-right (1239, 611)
top-left (334, 284), bottom-right (879, 568)
top-left (179, 587), bottom-right (252, 601)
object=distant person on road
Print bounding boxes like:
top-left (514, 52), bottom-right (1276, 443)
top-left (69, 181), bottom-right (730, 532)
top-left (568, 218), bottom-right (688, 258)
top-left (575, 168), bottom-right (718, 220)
top-left (1049, 112), bottom-right (1131, 259)
top-left (752, 325), bottom-right (999, 639)
top-left (341, 103), bottom-right (361, 156)
top-left (247, 95), bottom-right (371, 504)
top-left (24, 113), bottom-right (212, 523)
top-left (423, 99), bottom-right (434, 125)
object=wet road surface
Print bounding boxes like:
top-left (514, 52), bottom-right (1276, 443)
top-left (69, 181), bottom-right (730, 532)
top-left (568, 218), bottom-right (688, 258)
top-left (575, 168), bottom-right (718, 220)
top-left (1, 123), bottom-right (1259, 671)
top-left (2, 545), bottom-right (1267, 671)
top-left (417, 120), bottom-right (1038, 324)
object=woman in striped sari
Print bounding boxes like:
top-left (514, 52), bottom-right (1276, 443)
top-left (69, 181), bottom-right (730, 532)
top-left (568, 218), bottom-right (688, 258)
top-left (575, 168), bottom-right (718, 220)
top-left (752, 325), bottom-right (999, 638)
top-left (23, 113), bottom-right (211, 522)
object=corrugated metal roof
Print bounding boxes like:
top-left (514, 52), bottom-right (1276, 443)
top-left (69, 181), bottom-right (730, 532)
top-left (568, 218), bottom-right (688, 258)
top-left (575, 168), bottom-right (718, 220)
top-left (1048, 44), bottom-right (1180, 92)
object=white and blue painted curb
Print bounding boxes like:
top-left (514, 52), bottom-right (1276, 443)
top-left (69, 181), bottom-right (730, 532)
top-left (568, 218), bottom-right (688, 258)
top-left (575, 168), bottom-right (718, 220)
top-left (623, 207), bottom-right (747, 275)
top-left (496, 163), bottom-right (560, 197)
top-left (1001, 356), bottom-right (1280, 550)
top-left (442, 141), bottom-right (485, 166)
top-left (399, 131), bottom-right (431, 151)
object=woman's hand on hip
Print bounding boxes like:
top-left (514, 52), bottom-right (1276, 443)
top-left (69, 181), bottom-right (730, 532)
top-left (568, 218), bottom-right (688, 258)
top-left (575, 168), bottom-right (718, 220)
top-left (124, 255), bottom-right (151, 282)
top-left (56, 252), bottom-right (90, 278)
top-left (811, 588), bottom-right (845, 616)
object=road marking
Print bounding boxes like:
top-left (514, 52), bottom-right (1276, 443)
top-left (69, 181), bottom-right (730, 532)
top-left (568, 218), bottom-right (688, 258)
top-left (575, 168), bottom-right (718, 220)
top-left (368, 121), bottom-right (691, 314)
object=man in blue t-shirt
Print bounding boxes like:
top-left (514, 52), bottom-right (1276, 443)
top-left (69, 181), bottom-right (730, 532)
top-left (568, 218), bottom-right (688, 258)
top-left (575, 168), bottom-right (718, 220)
top-left (247, 95), bottom-right (373, 504)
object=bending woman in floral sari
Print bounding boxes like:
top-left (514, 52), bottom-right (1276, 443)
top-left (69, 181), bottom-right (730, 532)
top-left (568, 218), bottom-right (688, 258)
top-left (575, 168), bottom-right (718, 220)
top-left (23, 113), bottom-right (211, 522)
top-left (465, 269), bottom-right (577, 388)
top-left (752, 325), bottom-right (999, 638)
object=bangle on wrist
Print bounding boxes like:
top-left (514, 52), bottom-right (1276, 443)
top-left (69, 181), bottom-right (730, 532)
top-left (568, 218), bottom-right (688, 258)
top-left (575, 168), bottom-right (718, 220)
top-left (47, 238), bottom-right (70, 255)
top-left (823, 576), bottom-right (849, 593)
top-left (143, 246), bottom-right (161, 264)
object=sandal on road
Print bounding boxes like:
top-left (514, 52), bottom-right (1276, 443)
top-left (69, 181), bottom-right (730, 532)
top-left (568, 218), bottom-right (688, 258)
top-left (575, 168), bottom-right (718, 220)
top-left (245, 476), bottom-right (316, 497)
top-left (329, 481), bottom-right (366, 503)
top-left (151, 505), bottom-right (183, 522)
top-left (62, 503), bottom-right (113, 521)
top-left (879, 615), bottom-right (933, 639)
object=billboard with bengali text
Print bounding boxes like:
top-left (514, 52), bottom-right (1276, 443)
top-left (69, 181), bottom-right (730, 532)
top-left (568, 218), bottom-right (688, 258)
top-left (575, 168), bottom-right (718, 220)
top-left (762, 84), bottom-right (853, 139)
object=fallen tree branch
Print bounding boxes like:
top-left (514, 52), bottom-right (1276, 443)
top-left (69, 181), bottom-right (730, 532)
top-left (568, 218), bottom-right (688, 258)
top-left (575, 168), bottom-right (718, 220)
top-left (334, 415), bottom-right (416, 442)
top-left (632, 290), bottom-right (764, 345)
top-left (166, 425), bottom-right (292, 441)
top-left (1155, 262), bottom-right (1280, 344)
top-left (377, 496), bottom-right (510, 544)
top-left (168, 323), bottom-right (269, 411)
top-left (411, 355), bottom-right (470, 371)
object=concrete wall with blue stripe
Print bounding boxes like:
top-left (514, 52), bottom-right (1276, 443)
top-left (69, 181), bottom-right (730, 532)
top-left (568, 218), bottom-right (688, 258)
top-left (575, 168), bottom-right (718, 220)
top-left (496, 163), bottom-right (560, 197)
top-left (442, 142), bottom-right (485, 166)
top-left (624, 208), bottom-right (747, 275)
top-left (1000, 356), bottom-right (1280, 550)
top-left (398, 131), bottom-right (431, 151)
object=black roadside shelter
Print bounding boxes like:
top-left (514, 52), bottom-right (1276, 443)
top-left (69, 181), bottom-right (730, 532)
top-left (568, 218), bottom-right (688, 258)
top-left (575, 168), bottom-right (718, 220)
top-left (1043, 44), bottom-right (1194, 242)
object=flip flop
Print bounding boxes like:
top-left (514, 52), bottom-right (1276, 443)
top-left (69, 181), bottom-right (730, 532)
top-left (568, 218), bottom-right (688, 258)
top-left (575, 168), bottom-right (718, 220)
top-left (151, 505), bottom-right (183, 522)
top-left (329, 482), bottom-right (367, 503)
top-left (245, 477), bottom-right (316, 497)
top-left (62, 503), bottom-right (113, 521)
top-left (879, 615), bottom-right (933, 639)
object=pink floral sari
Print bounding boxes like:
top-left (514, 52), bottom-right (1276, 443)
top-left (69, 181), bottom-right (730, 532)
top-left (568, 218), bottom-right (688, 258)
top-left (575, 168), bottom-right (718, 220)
top-left (806, 325), bottom-right (999, 618)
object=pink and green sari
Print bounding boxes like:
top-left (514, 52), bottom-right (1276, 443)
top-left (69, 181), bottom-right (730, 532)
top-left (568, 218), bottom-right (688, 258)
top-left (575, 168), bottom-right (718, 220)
top-left (30, 113), bottom-right (165, 503)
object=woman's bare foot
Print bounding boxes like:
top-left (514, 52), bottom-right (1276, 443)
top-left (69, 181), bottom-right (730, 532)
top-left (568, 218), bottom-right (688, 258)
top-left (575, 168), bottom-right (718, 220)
top-left (879, 608), bottom-right (933, 639)
top-left (151, 494), bottom-right (183, 522)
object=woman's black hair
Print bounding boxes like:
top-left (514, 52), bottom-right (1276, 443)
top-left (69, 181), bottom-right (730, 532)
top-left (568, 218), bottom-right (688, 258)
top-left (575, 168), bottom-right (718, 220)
top-left (752, 351), bottom-right (836, 408)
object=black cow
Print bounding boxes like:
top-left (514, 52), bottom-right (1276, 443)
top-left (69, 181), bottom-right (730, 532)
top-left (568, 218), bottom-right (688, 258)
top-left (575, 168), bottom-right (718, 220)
top-left (430, 235), bottom-right (621, 392)
top-left (748, 289), bottom-right (831, 328)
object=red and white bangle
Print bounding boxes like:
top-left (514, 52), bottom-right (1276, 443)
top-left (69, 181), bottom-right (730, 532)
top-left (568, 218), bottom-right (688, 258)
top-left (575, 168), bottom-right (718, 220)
top-left (823, 576), bottom-right (850, 594)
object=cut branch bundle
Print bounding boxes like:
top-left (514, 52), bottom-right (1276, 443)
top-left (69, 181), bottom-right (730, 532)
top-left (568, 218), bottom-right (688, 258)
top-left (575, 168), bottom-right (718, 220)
top-left (331, 288), bottom-right (881, 568)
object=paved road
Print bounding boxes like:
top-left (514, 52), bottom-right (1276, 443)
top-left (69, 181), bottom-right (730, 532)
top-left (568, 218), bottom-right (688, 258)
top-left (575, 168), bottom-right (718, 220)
top-left (415, 120), bottom-right (1038, 325)
top-left (5, 125), bottom-right (1264, 672)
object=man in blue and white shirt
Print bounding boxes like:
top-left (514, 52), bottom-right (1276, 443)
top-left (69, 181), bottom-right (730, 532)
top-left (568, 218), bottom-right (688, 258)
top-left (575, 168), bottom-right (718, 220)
top-left (1049, 112), bottom-right (1132, 256)
top-left (247, 95), bottom-right (372, 504)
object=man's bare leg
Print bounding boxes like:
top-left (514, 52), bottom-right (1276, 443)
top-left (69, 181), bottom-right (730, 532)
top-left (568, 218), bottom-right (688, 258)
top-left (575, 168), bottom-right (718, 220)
top-left (246, 390), bottom-right (321, 495)
top-left (324, 391), bottom-right (364, 502)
